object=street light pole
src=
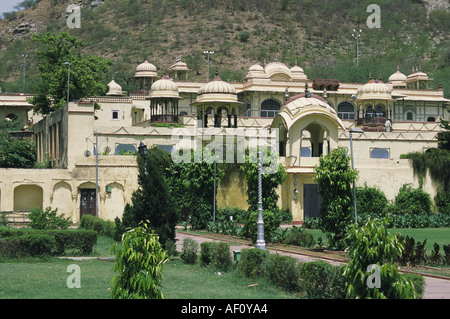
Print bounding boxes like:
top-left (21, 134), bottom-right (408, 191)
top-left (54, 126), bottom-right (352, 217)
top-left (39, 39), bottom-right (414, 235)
top-left (352, 29), bottom-right (362, 66)
top-left (349, 127), bottom-right (364, 223)
top-left (22, 54), bottom-right (27, 93)
top-left (255, 150), bottom-right (266, 250)
top-left (85, 130), bottom-right (108, 217)
top-left (64, 62), bottom-right (71, 104)
top-left (203, 50), bottom-right (215, 81)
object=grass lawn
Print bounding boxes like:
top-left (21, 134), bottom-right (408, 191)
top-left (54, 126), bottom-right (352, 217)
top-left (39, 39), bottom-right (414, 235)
top-left (0, 235), bottom-right (298, 299)
top-left (1, 227), bottom-right (448, 299)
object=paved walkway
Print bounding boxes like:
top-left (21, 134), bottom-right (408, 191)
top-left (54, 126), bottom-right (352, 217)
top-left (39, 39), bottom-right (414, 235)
top-left (175, 232), bottom-right (450, 299)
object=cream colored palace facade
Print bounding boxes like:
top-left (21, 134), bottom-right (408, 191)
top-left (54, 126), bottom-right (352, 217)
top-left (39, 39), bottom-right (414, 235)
top-left (0, 59), bottom-right (449, 224)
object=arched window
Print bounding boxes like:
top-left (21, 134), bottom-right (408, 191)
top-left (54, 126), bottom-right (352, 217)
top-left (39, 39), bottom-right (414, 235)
top-left (375, 104), bottom-right (385, 117)
top-left (337, 101), bottom-right (355, 120)
top-left (427, 117), bottom-right (435, 122)
top-left (260, 98), bottom-right (281, 118)
top-left (406, 112), bottom-right (414, 121)
top-left (115, 144), bottom-right (136, 155)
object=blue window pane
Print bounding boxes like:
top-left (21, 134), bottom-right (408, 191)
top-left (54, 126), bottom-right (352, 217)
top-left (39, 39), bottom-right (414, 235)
top-left (370, 148), bottom-right (389, 159)
top-left (301, 147), bottom-right (311, 157)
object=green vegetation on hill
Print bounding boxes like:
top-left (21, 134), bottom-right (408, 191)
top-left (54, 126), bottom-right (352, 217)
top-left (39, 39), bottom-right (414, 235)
top-left (0, 0), bottom-right (448, 97)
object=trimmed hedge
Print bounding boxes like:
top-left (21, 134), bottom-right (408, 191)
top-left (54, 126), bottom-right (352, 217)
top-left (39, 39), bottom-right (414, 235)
top-left (0, 227), bottom-right (97, 256)
top-left (79, 215), bottom-right (116, 238)
top-left (0, 234), bottom-right (55, 258)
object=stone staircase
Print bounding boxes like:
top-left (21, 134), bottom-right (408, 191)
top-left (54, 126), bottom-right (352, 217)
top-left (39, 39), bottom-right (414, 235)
top-left (1, 211), bottom-right (31, 228)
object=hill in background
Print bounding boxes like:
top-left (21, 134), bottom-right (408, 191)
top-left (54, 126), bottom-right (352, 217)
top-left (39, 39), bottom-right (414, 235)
top-left (0, 0), bottom-right (448, 97)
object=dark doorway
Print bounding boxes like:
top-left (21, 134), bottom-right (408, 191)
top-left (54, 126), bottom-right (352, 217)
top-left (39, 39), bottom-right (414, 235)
top-left (80, 189), bottom-right (96, 217)
top-left (303, 184), bottom-right (322, 219)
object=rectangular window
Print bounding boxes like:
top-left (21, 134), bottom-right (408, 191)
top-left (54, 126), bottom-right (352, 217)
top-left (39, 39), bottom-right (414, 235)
top-left (111, 110), bottom-right (119, 120)
top-left (370, 148), bottom-right (389, 159)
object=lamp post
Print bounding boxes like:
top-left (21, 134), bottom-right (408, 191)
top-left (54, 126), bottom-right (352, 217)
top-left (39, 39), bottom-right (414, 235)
top-left (203, 50), bottom-right (214, 81)
top-left (255, 150), bottom-right (266, 250)
top-left (349, 127), bottom-right (364, 223)
top-left (352, 29), bottom-right (362, 66)
top-left (64, 62), bottom-right (71, 104)
top-left (138, 141), bottom-right (148, 174)
top-left (85, 130), bottom-right (108, 217)
top-left (22, 54), bottom-right (27, 93)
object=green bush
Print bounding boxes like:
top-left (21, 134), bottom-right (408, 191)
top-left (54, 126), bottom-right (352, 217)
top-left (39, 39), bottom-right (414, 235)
top-left (264, 253), bottom-right (299, 292)
top-left (47, 229), bottom-right (97, 255)
top-left (0, 233), bottom-right (55, 258)
top-left (394, 184), bottom-right (432, 215)
top-left (283, 226), bottom-right (315, 248)
top-left (238, 248), bottom-right (269, 278)
top-left (344, 219), bottom-right (418, 299)
top-left (435, 190), bottom-right (450, 215)
top-left (355, 184), bottom-right (389, 219)
top-left (239, 31), bottom-right (250, 42)
top-left (298, 261), bottom-right (346, 299)
top-left (110, 223), bottom-right (168, 299)
top-left (403, 273), bottom-right (425, 299)
top-left (212, 242), bottom-right (232, 271)
top-left (29, 207), bottom-right (70, 230)
top-left (243, 210), bottom-right (280, 243)
top-left (164, 239), bottom-right (178, 257)
top-left (200, 241), bottom-right (216, 266)
top-left (272, 207), bottom-right (293, 224)
top-left (0, 228), bottom-right (97, 256)
top-left (216, 207), bottom-right (247, 224)
top-left (80, 215), bottom-right (116, 238)
top-left (181, 238), bottom-right (198, 264)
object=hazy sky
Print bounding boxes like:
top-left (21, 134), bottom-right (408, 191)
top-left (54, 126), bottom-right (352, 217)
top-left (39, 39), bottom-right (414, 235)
top-left (0, 0), bottom-right (25, 17)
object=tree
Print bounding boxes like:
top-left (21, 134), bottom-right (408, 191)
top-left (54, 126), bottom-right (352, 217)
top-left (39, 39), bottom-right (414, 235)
top-left (121, 147), bottom-right (178, 247)
top-left (110, 222), bottom-right (168, 299)
top-left (29, 32), bottom-right (111, 115)
top-left (314, 147), bottom-right (358, 249)
top-left (344, 219), bottom-right (417, 299)
top-left (165, 149), bottom-right (224, 229)
top-left (240, 148), bottom-right (287, 212)
top-left (0, 119), bottom-right (36, 168)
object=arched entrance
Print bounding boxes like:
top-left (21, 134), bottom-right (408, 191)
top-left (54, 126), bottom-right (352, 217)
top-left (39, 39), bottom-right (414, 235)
top-left (14, 185), bottom-right (43, 211)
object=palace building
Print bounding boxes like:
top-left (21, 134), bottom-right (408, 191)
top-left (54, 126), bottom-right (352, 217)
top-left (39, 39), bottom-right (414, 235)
top-left (0, 59), bottom-right (448, 224)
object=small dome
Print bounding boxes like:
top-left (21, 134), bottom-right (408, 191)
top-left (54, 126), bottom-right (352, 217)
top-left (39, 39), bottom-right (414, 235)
top-left (388, 67), bottom-right (407, 84)
top-left (356, 78), bottom-right (392, 100)
top-left (249, 63), bottom-right (264, 72)
top-left (134, 60), bottom-right (158, 78)
top-left (264, 62), bottom-right (292, 80)
top-left (275, 94), bottom-right (344, 131)
top-left (198, 73), bottom-right (237, 95)
top-left (169, 60), bottom-right (189, 71)
top-left (290, 64), bottom-right (304, 73)
top-left (150, 76), bottom-right (180, 99)
top-left (195, 73), bottom-right (241, 104)
top-left (246, 62), bottom-right (266, 79)
top-left (106, 79), bottom-right (123, 96)
top-left (290, 64), bottom-right (307, 81)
